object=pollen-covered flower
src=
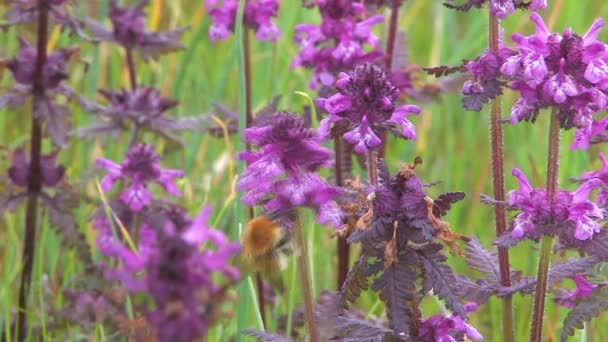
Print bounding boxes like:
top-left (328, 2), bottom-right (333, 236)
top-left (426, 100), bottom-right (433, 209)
top-left (579, 152), bottom-right (608, 207)
top-left (418, 302), bottom-right (483, 342)
top-left (317, 64), bottom-right (421, 153)
top-left (205, 0), bottom-right (281, 42)
top-left (507, 168), bottom-right (604, 241)
top-left (87, 0), bottom-right (185, 59)
top-left (554, 275), bottom-right (597, 308)
top-left (238, 112), bottom-right (341, 227)
top-left (292, 0), bottom-right (384, 89)
top-left (96, 144), bottom-right (184, 211)
top-left (499, 13), bottom-right (608, 148)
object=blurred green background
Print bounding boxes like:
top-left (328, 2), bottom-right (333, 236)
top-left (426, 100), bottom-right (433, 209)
top-left (1, 0), bottom-right (608, 340)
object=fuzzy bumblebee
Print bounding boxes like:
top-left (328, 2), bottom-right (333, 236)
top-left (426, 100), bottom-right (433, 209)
top-left (240, 215), bottom-right (295, 293)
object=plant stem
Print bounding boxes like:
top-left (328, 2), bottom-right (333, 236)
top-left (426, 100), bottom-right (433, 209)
top-left (242, 26), bottom-right (265, 326)
top-left (379, 0), bottom-right (402, 159)
top-left (335, 136), bottom-right (349, 289)
top-left (125, 47), bottom-right (137, 90)
top-left (489, 13), bottom-right (514, 342)
top-left (16, 1), bottom-right (49, 340)
top-left (530, 110), bottom-right (560, 342)
top-left (368, 150), bottom-right (378, 186)
top-left (294, 217), bottom-right (319, 342)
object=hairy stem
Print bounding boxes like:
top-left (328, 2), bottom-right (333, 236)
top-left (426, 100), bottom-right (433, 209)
top-left (294, 217), bottom-right (319, 342)
top-left (242, 27), bottom-right (265, 325)
top-left (335, 136), bottom-right (349, 289)
top-left (125, 47), bottom-right (137, 90)
top-left (17, 1), bottom-right (49, 340)
top-left (530, 110), bottom-right (560, 342)
top-left (379, 0), bottom-right (403, 159)
top-left (368, 150), bottom-right (378, 186)
top-left (489, 13), bottom-right (514, 342)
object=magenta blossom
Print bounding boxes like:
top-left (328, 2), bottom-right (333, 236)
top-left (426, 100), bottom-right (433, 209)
top-left (418, 302), bottom-right (483, 342)
top-left (96, 144), bottom-right (184, 211)
top-left (317, 64), bottom-right (421, 153)
top-left (579, 152), bottom-right (608, 207)
top-left (292, 0), bottom-right (384, 89)
top-left (507, 168), bottom-right (604, 241)
top-left (554, 275), bottom-right (597, 308)
top-left (205, 0), bottom-right (280, 42)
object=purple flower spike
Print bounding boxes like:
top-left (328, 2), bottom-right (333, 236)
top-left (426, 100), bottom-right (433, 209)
top-left (239, 112), bottom-right (342, 227)
top-left (8, 149), bottom-right (65, 188)
top-left (555, 275), bottom-right (597, 308)
top-left (96, 144), bottom-right (184, 211)
top-left (506, 168), bottom-right (603, 241)
top-left (292, 1), bottom-right (384, 89)
top-left (499, 13), bottom-right (608, 148)
top-left (87, 0), bottom-right (185, 59)
top-left (205, 0), bottom-right (281, 42)
top-left (317, 64), bottom-right (421, 153)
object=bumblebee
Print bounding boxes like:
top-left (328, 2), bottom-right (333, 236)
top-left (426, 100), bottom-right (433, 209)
top-left (240, 215), bottom-right (295, 293)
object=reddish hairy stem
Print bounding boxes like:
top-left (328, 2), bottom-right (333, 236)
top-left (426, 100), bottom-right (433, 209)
top-left (16, 1), bottom-right (49, 340)
top-left (489, 14), bottom-right (515, 342)
top-left (368, 150), bottom-right (378, 186)
top-left (530, 110), bottom-right (560, 342)
top-left (242, 27), bottom-right (265, 326)
top-left (335, 136), bottom-right (349, 289)
top-left (125, 48), bottom-right (137, 90)
top-left (294, 218), bottom-right (319, 342)
top-left (379, 0), bottom-right (402, 159)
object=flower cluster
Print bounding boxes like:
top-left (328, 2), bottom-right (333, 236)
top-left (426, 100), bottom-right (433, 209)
top-left (418, 303), bottom-right (483, 342)
top-left (292, 0), bottom-right (385, 89)
top-left (444, 0), bottom-right (547, 19)
top-left (205, 0), bottom-right (281, 42)
top-left (238, 111), bottom-right (341, 227)
top-left (317, 64), bottom-right (421, 153)
top-left (87, 0), bottom-right (185, 59)
top-left (506, 168), bottom-right (603, 241)
top-left (8, 149), bottom-right (64, 188)
top-left (2, 0), bottom-right (87, 36)
top-left (97, 144), bottom-right (184, 212)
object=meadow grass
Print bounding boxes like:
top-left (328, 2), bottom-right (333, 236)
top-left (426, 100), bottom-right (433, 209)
top-left (1, 0), bottom-right (608, 340)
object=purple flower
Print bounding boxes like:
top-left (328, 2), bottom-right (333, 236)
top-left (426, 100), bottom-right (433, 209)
top-left (238, 112), bottom-right (342, 227)
top-left (445, 0), bottom-right (547, 19)
top-left (499, 13), bottom-right (608, 148)
top-left (146, 205), bottom-right (240, 340)
top-left (317, 64), bottom-right (421, 153)
top-left (2, 0), bottom-right (87, 37)
top-left (579, 152), bottom-right (608, 207)
top-left (418, 302), bottom-right (483, 342)
top-left (205, 0), bottom-right (281, 42)
top-left (8, 149), bottom-right (64, 188)
top-left (87, 0), bottom-right (185, 59)
top-left (554, 275), bottom-right (597, 308)
top-left (292, 1), bottom-right (384, 89)
top-left (96, 144), bottom-right (184, 211)
top-left (507, 168), bottom-right (604, 241)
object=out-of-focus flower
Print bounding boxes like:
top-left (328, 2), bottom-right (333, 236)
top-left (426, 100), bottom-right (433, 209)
top-left (444, 0), bottom-right (547, 19)
top-left (554, 275), bottom-right (597, 308)
top-left (507, 168), bottom-right (604, 241)
top-left (239, 112), bottom-right (342, 227)
top-left (87, 0), bottom-right (185, 59)
top-left (418, 302), bottom-right (483, 342)
top-left (205, 0), bottom-right (281, 42)
top-left (146, 205), bottom-right (240, 340)
top-left (317, 64), bottom-right (421, 153)
top-left (8, 149), bottom-right (65, 188)
top-left (579, 152), bottom-right (608, 207)
top-left (292, 0), bottom-right (384, 89)
top-left (96, 144), bottom-right (183, 211)
top-left (500, 13), bottom-right (608, 148)
top-left (2, 0), bottom-right (87, 37)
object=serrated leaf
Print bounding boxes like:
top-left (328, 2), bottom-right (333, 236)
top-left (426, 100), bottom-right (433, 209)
top-left (432, 192), bottom-right (465, 218)
top-left (420, 244), bottom-right (466, 317)
top-left (244, 330), bottom-right (294, 342)
top-left (465, 237), bottom-right (500, 282)
top-left (561, 287), bottom-right (608, 341)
